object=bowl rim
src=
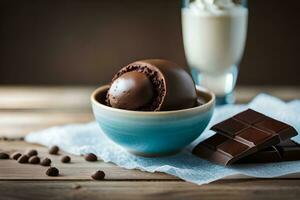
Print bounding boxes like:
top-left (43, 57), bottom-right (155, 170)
top-left (91, 84), bottom-right (215, 115)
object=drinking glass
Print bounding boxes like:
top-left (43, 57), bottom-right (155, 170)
top-left (182, 0), bottom-right (248, 105)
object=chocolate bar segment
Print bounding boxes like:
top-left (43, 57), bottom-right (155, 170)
top-left (211, 118), bottom-right (247, 137)
top-left (212, 109), bottom-right (297, 141)
top-left (237, 146), bottom-right (282, 163)
top-left (234, 109), bottom-right (265, 124)
top-left (236, 127), bottom-right (272, 146)
top-left (237, 140), bottom-right (300, 164)
top-left (193, 134), bottom-right (250, 165)
top-left (192, 109), bottom-right (298, 165)
top-left (277, 140), bottom-right (300, 161)
top-left (202, 134), bottom-right (228, 150)
top-left (192, 132), bottom-right (278, 165)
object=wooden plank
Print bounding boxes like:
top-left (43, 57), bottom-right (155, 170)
top-left (1, 86), bottom-right (299, 139)
top-left (0, 112), bottom-right (93, 138)
top-left (0, 180), bottom-right (300, 200)
top-left (0, 86), bottom-right (299, 110)
top-left (0, 86), bottom-right (299, 200)
top-left (0, 141), bottom-right (175, 180)
top-left (0, 112), bottom-right (92, 126)
top-left (1, 141), bottom-right (300, 181)
top-left (235, 86), bottom-right (300, 103)
top-left (0, 86), bottom-right (95, 110)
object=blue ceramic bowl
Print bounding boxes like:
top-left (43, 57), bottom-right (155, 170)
top-left (91, 85), bottom-right (215, 156)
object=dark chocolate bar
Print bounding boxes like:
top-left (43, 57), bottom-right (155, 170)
top-left (212, 109), bottom-right (297, 141)
top-left (192, 109), bottom-right (298, 165)
top-left (237, 140), bottom-right (300, 163)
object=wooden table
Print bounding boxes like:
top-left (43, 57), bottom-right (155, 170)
top-left (1, 86), bottom-right (300, 200)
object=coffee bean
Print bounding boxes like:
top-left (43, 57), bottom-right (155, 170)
top-left (11, 152), bottom-right (22, 160)
top-left (46, 167), bottom-right (59, 177)
top-left (41, 158), bottom-right (51, 166)
top-left (73, 184), bottom-right (82, 190)
top-left (0, 152), bottom-right (9, 159)
top-left (91, 170), bottom-right (105, 180)
top-left (61, 155), bottom-right (71, 163)
top-left (29, 156), bottom-right (40, 164)
top-left (17, 155), bottom-right (29, 163)
top-left (84, 153), bottom-right (97, 162)
top-left (26, 149), bottom-right (38, 157)
top-left (49, 145), bottom-right (59, 155)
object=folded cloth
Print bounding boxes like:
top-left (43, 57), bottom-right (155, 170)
top-left (25, 94), bottom-right (300, 185)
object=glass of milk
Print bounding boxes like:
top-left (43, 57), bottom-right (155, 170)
top-left (182, 0), bottom-right (248, 105)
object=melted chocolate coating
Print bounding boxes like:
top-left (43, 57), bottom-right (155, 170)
top-left (107, 59), bottom-right (197, 111)
top-left (108, 71), bottom-right (154, 110)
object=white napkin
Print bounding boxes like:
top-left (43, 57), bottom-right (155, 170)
top-left (25, 94), bottom-right (300, 185)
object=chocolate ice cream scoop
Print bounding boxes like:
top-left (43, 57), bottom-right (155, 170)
top-left (108, 71), bottom-right (154, 110)
top-left (106, 59), bottom-right (197, 111)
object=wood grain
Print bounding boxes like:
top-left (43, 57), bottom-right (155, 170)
top-left (0, 112), bottom-right (93, 138)
top-left (0, 86), bottom-right (299, 110)
top-left (1, 180), bottom-right (300, 200)
top-left (0, 86), bottom-right (300, 200)
top-left (0, 141), bottom-right (175, 180)
top-left (1, 86), bottom-right (299, 139)
top-left (235, 86), bottom-right (300, 103)
top-left (1, 141), bottom-right (299, 181)
top-left (0, 86), bottom-right (95, 110)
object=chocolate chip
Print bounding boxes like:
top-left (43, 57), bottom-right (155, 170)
top-left (61, 155), bottom-right (71, 163)
top-left (84, 153), bottom-right (97, 162)
top-left (40, 158), bottom-right (51, 166)
top-left (29, 156), bottom-right (40, 164)
top-left (0, 152), bottom-right (9, 159)
top-left (46, 167), bottom-right (59, 177)
top-left (11, 152), bottom-right (22, 160)
top-left (73, 184), bottom-right (82, 190)
top-left (91, 170), bottom-right (105, 180)
top-left (17, 155), bottom-right (29, 163)
top-left (26, 149), bottom-right (38, 157)
top-left (49, 145), bottom-right (59, 155)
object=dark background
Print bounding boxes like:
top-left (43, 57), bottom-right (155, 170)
top-left (0, 0), bottom-right (299, 86)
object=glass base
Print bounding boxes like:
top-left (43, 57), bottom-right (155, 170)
top-left (215, 92), bottom-right (235, 106)
top-left (191, 65), bottom-right (238, 105)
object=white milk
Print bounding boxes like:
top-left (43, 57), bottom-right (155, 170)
top-left (182, 0), bottom-right (248, 95)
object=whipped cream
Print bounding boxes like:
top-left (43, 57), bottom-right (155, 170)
top-left (189, 0), bottom-right (240, 14)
